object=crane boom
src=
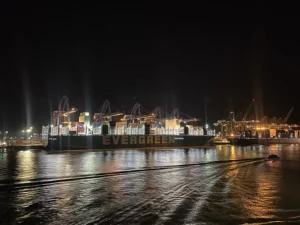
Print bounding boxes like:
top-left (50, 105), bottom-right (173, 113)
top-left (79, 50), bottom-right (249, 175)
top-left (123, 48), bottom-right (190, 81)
top-left (243, 100), bottom-right (255, 121)
top-left (283, 107), bottom-right (294, 123)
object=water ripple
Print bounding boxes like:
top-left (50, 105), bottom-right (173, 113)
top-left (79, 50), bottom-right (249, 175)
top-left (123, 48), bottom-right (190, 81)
top-left (0, 146), bottom-right (299, 224)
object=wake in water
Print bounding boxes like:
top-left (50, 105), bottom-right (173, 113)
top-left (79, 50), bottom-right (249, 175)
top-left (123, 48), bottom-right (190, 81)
top-left (35, 158), bottom-right (264, 225)
top-left (0, 158), bottom-right (264, 190)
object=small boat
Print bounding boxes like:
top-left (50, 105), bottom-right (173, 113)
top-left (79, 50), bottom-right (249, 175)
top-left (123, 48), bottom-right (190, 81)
top-left (211, 137), bottom-right (230, 145)
top-left (267, 154), bottom-right (280, 161)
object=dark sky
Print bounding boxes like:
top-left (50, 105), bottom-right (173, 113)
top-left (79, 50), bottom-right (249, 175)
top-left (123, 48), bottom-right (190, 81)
top-left (1, 2), bottom-right (300, 132)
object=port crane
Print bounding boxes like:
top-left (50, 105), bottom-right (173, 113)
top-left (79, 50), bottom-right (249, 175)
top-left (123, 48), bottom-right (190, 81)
top-left (150, 107), bottom-right (199, 123)
top-left (121, 102), bottom-right (141, 122)
top-left (167, 108), bottom-right (200, 123)
top-left (122, 103), bottom-right (159, 123)
top-left (152, 106), bottom-right (163, 119)
top-left (243, 99), bottom-right (255, 121)
top-left (120, 105), bottom-right (200, 125)
top-left (283, 107), bottom-right (294, 123)
top-left (52, 96), bottom-right (78, 126)
top-left (216, 100), bottom-right (295, 137)
top-left (93, 100), bottom-right (124, 122)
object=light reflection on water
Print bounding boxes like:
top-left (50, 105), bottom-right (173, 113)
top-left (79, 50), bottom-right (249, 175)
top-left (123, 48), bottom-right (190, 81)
top-left (0, 145), bottom-right (300, 224)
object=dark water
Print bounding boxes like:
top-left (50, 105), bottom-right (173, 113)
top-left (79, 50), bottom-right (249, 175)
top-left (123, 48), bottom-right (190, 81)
top-left (0, 145), bottom-right (300, 224)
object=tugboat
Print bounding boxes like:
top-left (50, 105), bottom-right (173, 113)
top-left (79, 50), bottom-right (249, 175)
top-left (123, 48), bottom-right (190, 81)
top-left (211, 122), bottom-right (230, 145)
top-left (210, 136), bottom-right (230, 145)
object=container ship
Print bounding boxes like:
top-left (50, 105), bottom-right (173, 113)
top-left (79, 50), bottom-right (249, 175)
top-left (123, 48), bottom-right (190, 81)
top-left (42, 97), bottom-right (214, 150)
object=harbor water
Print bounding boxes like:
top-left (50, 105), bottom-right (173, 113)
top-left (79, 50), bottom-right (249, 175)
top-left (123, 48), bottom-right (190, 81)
top-left (0, 145), bottom-right (300, 224)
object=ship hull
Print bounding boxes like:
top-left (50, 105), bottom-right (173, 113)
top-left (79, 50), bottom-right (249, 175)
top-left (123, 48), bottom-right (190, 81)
top-left (46, 135), bottom-right (213, 150)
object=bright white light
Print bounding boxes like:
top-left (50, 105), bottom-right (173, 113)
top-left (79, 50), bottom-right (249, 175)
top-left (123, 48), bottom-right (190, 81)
top-left (30, 127), bottom-right (33, 130)
top-left (22, 130), bottom-right (25, 133)
top-left (27, 129), bottom-right (31, 132)
top-left (205, 124), bottom-right (209, 129)
top-left (50, 125), bottom-right (54, 128)
top-left (85, 112), bottom-right (89, 116)
top-left (5, 131), bottom-right (8, 134)
top-left (59, 125), bottom-right (62, 128)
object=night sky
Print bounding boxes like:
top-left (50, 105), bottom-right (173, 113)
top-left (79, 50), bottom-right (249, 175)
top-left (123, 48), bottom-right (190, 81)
top-left (1, 2), bottom-right (300, 132)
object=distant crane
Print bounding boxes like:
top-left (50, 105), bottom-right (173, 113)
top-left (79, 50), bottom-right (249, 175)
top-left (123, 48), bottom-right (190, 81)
top-left (235, 112), bottom-right (243, 121)
top-left (277, 117), bottom-right (283, 124)
top-left (168, 108), bottom-right (199, 123)
top-left (129, 102), bottom-right (141, 116)
top-left (283, 107), bottom-right (294, 124)
top-left (93, 100), bottom-right (111, 122)
top-left (152, 107), bottom-right (163, 119)
top-left (121, 102), bottom-right (143, 122)
top-left (260, 116), bottom-right (268, 123)
top-left (100, 100), bottom-right (111, 115)
top-left (93, 100), bottom-right (124, 122)
top-left (229, 111), bottom-right (235, 122)
top-left (53, 96), bottom-right (78, 126)
top-left (169, 108), bottom-right (180, 119)
top-left (271, 117), bottom-right (277, 123)
top-left (243, 99), bottom-right (255, 121)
